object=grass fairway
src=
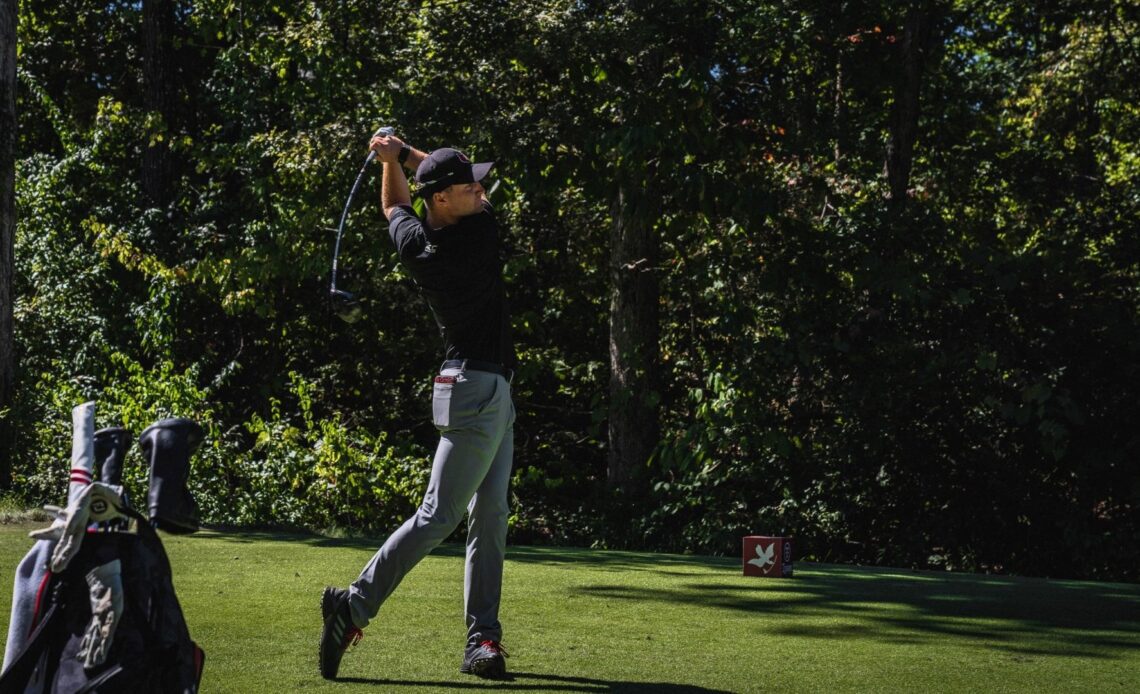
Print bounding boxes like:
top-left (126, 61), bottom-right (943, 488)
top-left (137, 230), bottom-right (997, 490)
top-left (2, 523), bottom-right (1139, 692)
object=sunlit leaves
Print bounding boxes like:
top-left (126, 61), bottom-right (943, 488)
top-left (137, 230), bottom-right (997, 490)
top-left (7, 0), bottom-right (1139, 578)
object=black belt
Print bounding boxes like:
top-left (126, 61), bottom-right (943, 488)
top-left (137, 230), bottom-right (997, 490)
top-left (441, 359), bottom-right (514, 383)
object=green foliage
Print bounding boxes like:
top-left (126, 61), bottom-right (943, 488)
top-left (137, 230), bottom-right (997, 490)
top-left (220, 372), bottom-right (428, 530)
top-left (6, 0), bottom-right (1139, 580)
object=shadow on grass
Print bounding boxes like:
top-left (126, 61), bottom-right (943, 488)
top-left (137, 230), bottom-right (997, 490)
top-left (201, 528), bottom-right (736, 571)
top-left (337, 672), bottom-right (731, 692)
top-left (198, 529), bottom-right (1140, 660)
top-left (571, 567), bottom-right (1140, 659)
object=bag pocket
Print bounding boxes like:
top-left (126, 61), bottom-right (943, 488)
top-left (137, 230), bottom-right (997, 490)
top-left (432, 375), bottom-right (457, 428)
top-left (75, 664), bottom-right (125, 693)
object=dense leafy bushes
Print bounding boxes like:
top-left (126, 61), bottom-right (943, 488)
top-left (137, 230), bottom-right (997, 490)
top-left (5, 0), bottom-right (1138, 581)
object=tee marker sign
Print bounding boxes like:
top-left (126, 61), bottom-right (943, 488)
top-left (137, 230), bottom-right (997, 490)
top-left (743, 536), bottom-right (793, 578)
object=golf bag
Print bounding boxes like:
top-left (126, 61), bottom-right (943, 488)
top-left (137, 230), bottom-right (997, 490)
top-left (0, 520), bottom-right (204, 693)
top-left (0, 406), bottom-right (205, 693)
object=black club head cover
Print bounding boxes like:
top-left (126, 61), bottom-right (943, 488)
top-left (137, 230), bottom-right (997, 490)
top-left (94, 427), bottom-right (132, 486)
top-left (138, 418), bottom-right (203, 534)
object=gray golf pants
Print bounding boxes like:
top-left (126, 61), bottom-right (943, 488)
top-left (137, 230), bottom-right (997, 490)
top-left (348, 365), bottom-right (515, 645)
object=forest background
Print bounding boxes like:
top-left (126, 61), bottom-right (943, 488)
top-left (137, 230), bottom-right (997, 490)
top-left (0, 0), bottom-right (1137, 581)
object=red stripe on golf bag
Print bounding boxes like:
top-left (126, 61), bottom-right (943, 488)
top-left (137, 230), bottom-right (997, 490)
top-left (28, 569), bottom-right (53, 637)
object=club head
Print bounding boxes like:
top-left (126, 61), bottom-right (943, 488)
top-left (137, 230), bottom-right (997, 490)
top-left (329, 288), bottom-right (363, 324)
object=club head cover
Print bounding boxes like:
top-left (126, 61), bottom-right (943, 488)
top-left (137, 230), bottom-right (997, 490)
top-left (139, 418), bottom-right (203, 534)
top-left (69, 402), bottom-right (97, 504)
top-left (94, 427), bottom-right (132, 486)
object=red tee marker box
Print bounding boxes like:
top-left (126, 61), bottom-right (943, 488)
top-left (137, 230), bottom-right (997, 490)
top-left (743, 536), bottom-right (793, 577)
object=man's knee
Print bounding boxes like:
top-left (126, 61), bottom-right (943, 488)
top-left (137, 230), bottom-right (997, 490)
top-left (416, 501), bottom-right (465, 534)
top-left (468, 496), bottom-right (509, 527)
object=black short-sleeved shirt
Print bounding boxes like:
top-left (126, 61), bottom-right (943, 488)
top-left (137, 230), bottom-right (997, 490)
top-left (388, 202), bottom-right (516, 368)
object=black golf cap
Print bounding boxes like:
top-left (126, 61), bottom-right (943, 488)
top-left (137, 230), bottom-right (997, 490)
top-left (415, 148), bottom-right (494, 197)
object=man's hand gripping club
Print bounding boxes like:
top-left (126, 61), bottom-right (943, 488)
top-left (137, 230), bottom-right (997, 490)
top-left (370, 131), bottom-right (427, 220)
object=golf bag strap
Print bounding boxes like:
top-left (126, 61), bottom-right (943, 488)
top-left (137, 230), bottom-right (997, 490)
top-left (0, 590), bottom-right (63, 691)
top-left (193, 643), bottom-right (205, 684)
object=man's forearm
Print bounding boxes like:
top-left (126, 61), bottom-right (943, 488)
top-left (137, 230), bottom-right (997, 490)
top-left (373, 133), bottom-right (429, 218)
top-left (401, 146), bottom-right (429, 171)
top-left (382, 161), bottom-right (412, 219)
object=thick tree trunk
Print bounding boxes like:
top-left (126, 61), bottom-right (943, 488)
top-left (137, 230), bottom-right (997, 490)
top-left (607, 185), bottom-right (660, 496)
top-left (885, 7), bottom-right (935, 204)
top-left (0, 0), bottom-right (16, 489)
top-left (142, 0), bottom-right (175, 207)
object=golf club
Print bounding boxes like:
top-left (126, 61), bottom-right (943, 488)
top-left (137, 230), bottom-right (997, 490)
top-left (329, 126), bottom-right (394, 323)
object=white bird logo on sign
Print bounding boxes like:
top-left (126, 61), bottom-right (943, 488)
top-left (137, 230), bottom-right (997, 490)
top-left (748, 542), bottom-right (775, 571)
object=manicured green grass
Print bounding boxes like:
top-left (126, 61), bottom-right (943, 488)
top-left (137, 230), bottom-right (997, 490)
top-left (2, 522), bottom-right (1139, 692)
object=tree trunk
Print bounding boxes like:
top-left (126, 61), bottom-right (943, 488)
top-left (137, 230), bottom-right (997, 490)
top-left (142, 0), bottom-right (175, 208)
top-left (834, 50), bottom-right (846, 168)
top-left (0, 0), bottom-right (16, 489)
top-left (885, 7), bottom-right (935, 204)
top-left (607, 184), bottom-right (660, 496)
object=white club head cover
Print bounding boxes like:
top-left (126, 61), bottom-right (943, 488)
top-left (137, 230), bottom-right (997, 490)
top-left (77, 559), bottom-right (124, 669)
top-left (69, 402), bottom-right (97, 505)
top-left (47, 483), bottom-right (128, 574)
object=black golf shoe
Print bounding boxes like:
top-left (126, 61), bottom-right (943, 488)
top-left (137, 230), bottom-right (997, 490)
top-left (460, 640), bottom-right (509, 679)
top-left (319, 587), bottom-right (363, 679)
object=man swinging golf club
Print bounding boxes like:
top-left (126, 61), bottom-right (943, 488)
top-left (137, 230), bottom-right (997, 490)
top-left (319, 129), bottom-right (516, 680)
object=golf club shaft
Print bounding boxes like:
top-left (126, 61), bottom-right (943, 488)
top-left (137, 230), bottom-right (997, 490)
top-left (330, 127), bottom-right (394, 292)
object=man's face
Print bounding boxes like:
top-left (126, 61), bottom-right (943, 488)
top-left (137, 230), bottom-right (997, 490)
top-left (437, 180), bottom-right (485, 217)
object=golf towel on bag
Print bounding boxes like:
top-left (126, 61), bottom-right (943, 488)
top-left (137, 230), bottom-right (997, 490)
top-left (0, 518), bottom-right (204, 693)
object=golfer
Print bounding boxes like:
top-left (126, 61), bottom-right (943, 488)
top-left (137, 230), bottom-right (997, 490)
top-left (319, 130), bottom-right (516, 680)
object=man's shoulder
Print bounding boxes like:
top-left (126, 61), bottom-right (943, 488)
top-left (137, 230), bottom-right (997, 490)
top-left (390, 204), bottom-right (428, 236)
top-left (388, 205), bottom-right (430, 258)
top-left (389, 204), bottom-right (423, 226)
